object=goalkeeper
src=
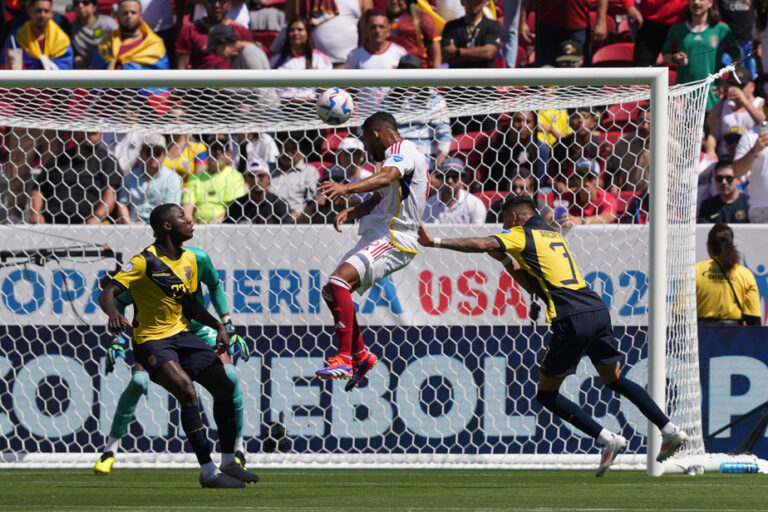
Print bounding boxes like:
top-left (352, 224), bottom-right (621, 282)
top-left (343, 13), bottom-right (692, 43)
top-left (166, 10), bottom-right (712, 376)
top-left (94, 246), bottom-right (251, 475)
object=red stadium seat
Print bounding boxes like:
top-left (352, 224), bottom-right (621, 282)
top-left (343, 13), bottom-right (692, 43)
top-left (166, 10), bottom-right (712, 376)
top-left (591, 42), bottom-right (634, 67)
top-left (614, 18), bottom-right (632, 43)
top-left (320, 131), bottom-right (352, 154)
top-left (527, 11), bottom-right (535, 34)
top-left (668, 68), bottom-right (677, 85)
top-left (98, 0), bottom-right (117, 16)
top-left (62, 10), bottom-right (77, 23)
top-left (474, 191), bottom-right (507, 209)
top-left (516, 45), bottom-right (527, 68)
top-left (601, 100), bottom-right (649, 130)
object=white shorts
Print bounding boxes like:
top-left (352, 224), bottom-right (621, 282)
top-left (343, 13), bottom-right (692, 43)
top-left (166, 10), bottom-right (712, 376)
top-left (341, 235), bottom-right (415, 294)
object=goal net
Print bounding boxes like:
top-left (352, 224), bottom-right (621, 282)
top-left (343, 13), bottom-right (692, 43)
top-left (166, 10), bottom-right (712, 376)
top-left (0, 69), bottom-right (708, 472)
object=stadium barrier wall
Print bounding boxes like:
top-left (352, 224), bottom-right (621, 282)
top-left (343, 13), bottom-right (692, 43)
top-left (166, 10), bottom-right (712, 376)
top-left (1, 223), bottom-right (765, 468)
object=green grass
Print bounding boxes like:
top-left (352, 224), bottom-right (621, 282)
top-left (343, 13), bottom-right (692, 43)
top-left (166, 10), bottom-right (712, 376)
top-left (2, 469), bottom-right (768, 512)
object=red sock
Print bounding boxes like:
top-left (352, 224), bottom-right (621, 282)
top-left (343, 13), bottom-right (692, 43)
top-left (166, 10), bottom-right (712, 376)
top-left (351, 315), bottom-right (366, 361)
top-left (323, 277), bottom-right (356, 362)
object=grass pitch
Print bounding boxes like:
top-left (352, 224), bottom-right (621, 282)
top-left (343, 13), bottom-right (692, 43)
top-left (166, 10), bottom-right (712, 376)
top-left (2, 469), bottom-right (768, 512)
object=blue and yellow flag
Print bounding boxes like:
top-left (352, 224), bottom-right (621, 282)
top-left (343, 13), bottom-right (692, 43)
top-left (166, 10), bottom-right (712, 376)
top-left (93, 21), bottom-right (169, 71)
top-left (2, 19), bottom-right (73, 70)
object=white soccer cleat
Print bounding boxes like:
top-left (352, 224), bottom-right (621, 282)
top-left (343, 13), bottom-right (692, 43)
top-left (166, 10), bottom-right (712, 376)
top-left (595, 435), bottom-right (627, 478)
top-left (656, 429), bottom-right (689, 463)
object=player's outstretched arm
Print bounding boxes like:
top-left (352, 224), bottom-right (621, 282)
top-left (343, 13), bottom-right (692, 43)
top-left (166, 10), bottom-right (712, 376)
top-left (319, 167), bottom-right (401, 199)
top-left (418, 224), bottom-right (504, 253)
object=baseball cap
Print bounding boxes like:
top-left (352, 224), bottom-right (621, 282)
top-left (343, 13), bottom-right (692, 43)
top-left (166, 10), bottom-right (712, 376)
top-left (436, 157), bottom-right (467, 176)
top-left (556, 40), bottom-right (583, 63)
top-left (142, 133), bottom-right (166, 150)
top-left (245, 155), bottom-right (270, 175)
top-left (398, 54), bottom-right (423, 69)
top-left (337, 136), bottom-right (364, 152)
top-left (727, 66), bottom-right (752, 86)
top-left (574, 157), bottom-right (599, 175)
top-left (204, 24), bottom-right (235, 54)
top-left (724, 125), bottom-right (746, 144)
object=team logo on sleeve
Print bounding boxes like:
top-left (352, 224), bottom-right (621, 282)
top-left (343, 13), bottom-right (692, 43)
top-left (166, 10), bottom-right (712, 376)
top-left (122, 262), bottom-right (133, 273)
top-left (392, 155), bottom-right (404, 162)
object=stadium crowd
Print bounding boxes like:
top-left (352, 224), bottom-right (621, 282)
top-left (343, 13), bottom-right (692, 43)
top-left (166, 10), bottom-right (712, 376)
top-left (0, 0), bottom-right (767, 225)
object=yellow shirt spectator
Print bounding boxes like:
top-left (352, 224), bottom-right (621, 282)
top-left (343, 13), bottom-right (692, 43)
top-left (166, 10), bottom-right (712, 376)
top-left (695, 258), bottom-right (761, 321)
top-left (537, 108), bottom-right (573, 147)
top-left (164, 140), bottom-right (207, 182)
top-left (182, 165), bottom-right (246, 223)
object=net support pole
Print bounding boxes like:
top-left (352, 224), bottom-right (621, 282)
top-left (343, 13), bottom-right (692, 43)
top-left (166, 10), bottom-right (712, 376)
top-left (647, 69), bottom-right (669, 477)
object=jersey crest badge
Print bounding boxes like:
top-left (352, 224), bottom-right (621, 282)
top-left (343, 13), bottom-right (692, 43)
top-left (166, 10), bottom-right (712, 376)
top-left (392, 155), bottom-right (403, 162)
top-left (184, 266), bottom-right (193, 282)
top-left (122, 262), bottom-right (133, 273)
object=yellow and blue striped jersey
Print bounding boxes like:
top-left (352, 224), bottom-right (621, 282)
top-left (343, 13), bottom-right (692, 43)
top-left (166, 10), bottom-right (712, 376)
top-left (494, 215), bottom-right (605, 322)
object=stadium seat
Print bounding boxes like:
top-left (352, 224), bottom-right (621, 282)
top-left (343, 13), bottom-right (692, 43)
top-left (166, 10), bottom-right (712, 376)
top-left (615, 190), bottom-right (639, 220)
top-left (474, 191), bottom-right (507, 209)
top-left (591, 42), bottom-right (634, 67)
top-left (449, 131), bottom-right (490, 168)
top-left (98, 0), bottom-right (117, 16)
top-left (589, 13), bottom-right (617, 50)
top-left (526, 11), bottom-right (535, 34)
top-left (590, 0), bottom-right (627, 18)
top-left (601, 100), bottom-right (649, 130)
top-left (614, 18), bottom-right (632, 43)
top-left (252, 30), bottom-right (279, 55)
top-left (668, 68), bottom-right (677, 86)
top-left (516, 45), bottom-right (527, 68)
top-left (62, 10), bottom-right (77, 23)
top-left (320, 131), bottom-right (352, 154)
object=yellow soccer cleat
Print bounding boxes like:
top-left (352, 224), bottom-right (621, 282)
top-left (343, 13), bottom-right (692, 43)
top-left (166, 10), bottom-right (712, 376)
top-left (93, 452), bottom-right (115, 475)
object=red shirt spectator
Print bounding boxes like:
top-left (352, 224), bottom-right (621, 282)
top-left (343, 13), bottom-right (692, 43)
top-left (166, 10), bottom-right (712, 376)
top-left (386, 0), bottom-right (441, 68)
top-left (175, 0), bottom-right (252, 70)
top-left (559, 170), bottom-right (618, 224)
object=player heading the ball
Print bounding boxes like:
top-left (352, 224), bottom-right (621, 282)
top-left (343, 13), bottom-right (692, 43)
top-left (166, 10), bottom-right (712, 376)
top-left (418, 195), bottom-right (689, 477)
top-left (315, 111), bottom-right (429, 390)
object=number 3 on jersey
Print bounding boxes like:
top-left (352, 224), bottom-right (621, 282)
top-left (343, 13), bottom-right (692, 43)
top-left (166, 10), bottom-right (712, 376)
top-left (549, 242), bottom-right (579, 285)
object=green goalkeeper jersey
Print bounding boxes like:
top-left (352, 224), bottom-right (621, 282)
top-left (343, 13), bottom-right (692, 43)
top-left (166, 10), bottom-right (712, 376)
top-left (114, 246), bottom-right (229, 333)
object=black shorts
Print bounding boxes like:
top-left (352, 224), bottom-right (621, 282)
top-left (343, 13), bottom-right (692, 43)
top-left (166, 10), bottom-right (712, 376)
top-left (133, 331), bottom-right (220, 381)
top-left (540, 308), bottom-right (622, 379)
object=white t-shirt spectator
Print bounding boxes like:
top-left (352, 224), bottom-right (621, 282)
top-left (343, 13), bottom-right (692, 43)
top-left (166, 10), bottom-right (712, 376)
top-left (423, 189), bottom-right (488, 224)
top-left (312, 0), bottom-right (362, 65)
top-left (246, 133), bottom-right (279, 171)
top-left (735, 127), bottom-right (768, 208)
top-left (270, 49), bottom-right (332, 100)
top-left (270, 160), bottom-right (319, 214)
top-left (345, 42), bottom-right (408, 70)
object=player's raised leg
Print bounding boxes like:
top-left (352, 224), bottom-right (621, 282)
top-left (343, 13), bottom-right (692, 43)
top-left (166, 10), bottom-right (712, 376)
top-left (596, 362), bottom-right (688, 463)
top-left (93, 368), bottom-right (150, 475)
top-left (317, 266), bottom-right (361, 379)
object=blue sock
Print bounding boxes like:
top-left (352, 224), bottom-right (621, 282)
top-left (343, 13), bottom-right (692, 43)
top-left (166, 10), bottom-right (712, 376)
top-left (213, 399), bottom-right (236, 455)
top-left (180, 404), bottom-right (212, 465)
top-left (606, 376), bottom-right (670, 429)
top-left (223, 364), bottom-right (244, 439)
top-left (109, 371), bottom-right (149, 439)
top-left (537, 390), bottom-right (602, 439)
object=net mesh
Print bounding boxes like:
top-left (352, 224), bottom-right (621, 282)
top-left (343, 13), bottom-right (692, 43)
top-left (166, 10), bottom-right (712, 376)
top-left (0, 76), bottom-right (709, 469)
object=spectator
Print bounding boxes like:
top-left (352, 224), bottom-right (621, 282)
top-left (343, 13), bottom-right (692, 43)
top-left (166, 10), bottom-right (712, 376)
top-left (92, 0), bottom-right (170, 70)
top-left (626, 0), bottom-right (687, 67)
top-left (241, 132), bottom-right (280, 173)
top-left (551, 107), bottom-right (611, 188)
top-left (558, 159), bottom-right (618, 225)
top-left (721, 125), bottom-right (745, 160)
top-left (533, 0), bottom-right (607, 67)
top-left (537, 101), bottom-right (573, 149)
top-left (1, 0), bottom-right (74, 70)
top-left (270, 136), bottom-right (319, 221)
top-left (346, 12), bottom-right (407, 69)
top-left (270, 17), bottom-right (332, 101)
top-left (0, 0), bottom-right (71, 222)
top-left (303, 169), bottom-right (357, 224)
top-left (192, 0), bottom-right (251, 29)
top-left (486, 168), bottom-right (554, 223)
top-left (555, 39), bottom-right (583, 68)
top-left (70, 0), bottom-right (118, 69)
top-left (29, 132), bottom-right (120, 224)
top-left (488, 110), bottom-right (549, 191)
top-left (705, 66), bottom-right (764, 157)
top-left (424, 157), bottom-right (487, 223)
top-left (226, 156), bottom-right (294, 224)
top-left (385, 54), bottom-right (452, 171)
top-left (733, 103), bottom-right (768, 222)
top-left (698, 161), bottom-right (749, 223)
top-left (285, 0), bottom-right (372, 68)
top-left (103, 131), bottom-right (145, 175)
top-left (326, 136), bottom-right (373, 203)
top-left (386, 0), bottom-right (442, 68)
top-left (163, 109), bottom-right (208, 182)
top-left (441, 0), bottom-right (502, 68)
top-left (208, 23), bottom-right (270, 69)
top-left (696, 222), bottom-right (761, 325)
top-left (250, 0), bottom-right (286, 31)
top-left (176, 0), bottom-right (252, 70)
top-left (117, 134), bottom-right (183, 224)
top-left (182, 134), bottom-right (247, 223)
top-left (607, 109), bottom-right (650, 194)
top-left (502, 0), bottom-right (521, 68)
top-left (661, 0), bottom-right (739, 111)
top-left (717, 0), bottom-right (756, 77)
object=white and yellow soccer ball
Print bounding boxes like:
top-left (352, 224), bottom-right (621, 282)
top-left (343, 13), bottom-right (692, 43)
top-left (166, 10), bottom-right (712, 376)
top-left (316, 87), bottom-right (354, 126)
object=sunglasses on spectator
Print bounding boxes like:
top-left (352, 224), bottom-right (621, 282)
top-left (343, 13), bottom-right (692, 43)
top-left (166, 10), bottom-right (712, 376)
top-left (73, 0), bottom-right (94, 5)
top-left (715, 175), bottom-right (735, 183)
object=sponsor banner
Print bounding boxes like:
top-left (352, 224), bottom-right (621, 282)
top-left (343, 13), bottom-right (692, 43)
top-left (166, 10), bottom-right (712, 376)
top-left (0, 225), bottom-right (766, 326)
top-left (1, 326), bottom-right (766, 458)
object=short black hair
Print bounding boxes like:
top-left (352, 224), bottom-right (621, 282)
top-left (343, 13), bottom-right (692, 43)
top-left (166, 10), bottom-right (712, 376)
top-left (362, 111), bottom-right (398, 133)
top-left (715, 159), bottom-right (734, 171)
top-left (501, 195), bottom-right (537, 215)
top-left (149, 204), bottom-right (181, 236)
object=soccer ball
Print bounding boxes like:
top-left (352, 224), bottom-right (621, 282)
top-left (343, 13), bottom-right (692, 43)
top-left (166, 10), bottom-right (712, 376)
top-left (316, 87), bottom-right (354, 126)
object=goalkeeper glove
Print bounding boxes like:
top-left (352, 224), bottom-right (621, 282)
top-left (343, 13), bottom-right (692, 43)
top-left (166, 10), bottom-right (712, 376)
top-left (105, 334), bottom-right (127, 374)
top-left (223, 315), bottom-right (250, 363)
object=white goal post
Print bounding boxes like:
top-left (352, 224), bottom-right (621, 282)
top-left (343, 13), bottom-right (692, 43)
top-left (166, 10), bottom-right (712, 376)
top-left (0, 68), bottom-right (709, 475)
